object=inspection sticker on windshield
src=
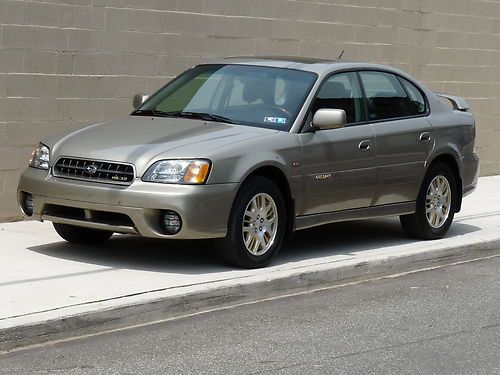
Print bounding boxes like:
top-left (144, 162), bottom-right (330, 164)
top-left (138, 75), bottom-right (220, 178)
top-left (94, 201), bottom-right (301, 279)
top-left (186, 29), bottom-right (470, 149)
top-left (263, 117), bottom-right (287, 124)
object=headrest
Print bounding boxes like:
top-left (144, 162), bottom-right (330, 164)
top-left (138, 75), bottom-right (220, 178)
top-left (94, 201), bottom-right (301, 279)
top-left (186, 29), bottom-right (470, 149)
top-left (317, 81), bottom-right (347, 99)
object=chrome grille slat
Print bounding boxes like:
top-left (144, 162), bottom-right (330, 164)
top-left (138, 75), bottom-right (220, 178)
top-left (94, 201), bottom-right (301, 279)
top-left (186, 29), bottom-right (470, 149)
top-left (53, 157), bottom-right (135, 185)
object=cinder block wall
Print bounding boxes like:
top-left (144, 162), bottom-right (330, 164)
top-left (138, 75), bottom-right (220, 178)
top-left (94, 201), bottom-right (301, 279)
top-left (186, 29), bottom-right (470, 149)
top-left (1, 0), bottom-right (499, 220)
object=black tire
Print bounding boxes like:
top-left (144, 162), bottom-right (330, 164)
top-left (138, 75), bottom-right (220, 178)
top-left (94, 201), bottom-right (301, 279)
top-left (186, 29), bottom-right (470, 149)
top-left (215, 176), bottom-right (286, 268)
top-left (53, 223), bottom-right (113, 244)
top-left (400, 162), bottom-right (457, 240)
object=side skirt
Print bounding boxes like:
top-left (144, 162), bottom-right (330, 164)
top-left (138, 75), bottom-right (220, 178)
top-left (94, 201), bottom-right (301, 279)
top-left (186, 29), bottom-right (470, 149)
top-left (294, 202), bottom-right (416, 231)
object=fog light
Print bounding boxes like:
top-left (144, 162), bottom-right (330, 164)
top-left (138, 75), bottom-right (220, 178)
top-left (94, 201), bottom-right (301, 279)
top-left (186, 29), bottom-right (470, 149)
top-left (23, 193), bottom-right (34, 216)
top-left (161, 210), bottom-right (182, 235)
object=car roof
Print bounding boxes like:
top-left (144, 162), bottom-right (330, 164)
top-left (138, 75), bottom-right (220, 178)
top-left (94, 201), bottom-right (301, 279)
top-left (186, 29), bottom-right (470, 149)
top-left (202, 56), bottom-right (407, 76)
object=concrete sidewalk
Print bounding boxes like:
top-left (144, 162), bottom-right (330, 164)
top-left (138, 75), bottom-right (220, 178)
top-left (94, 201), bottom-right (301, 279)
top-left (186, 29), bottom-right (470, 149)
top-left (1, 176), bottom-right (500, 351)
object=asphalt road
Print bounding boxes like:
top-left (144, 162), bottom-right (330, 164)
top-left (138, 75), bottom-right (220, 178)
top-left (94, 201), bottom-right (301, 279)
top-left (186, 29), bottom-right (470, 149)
top-left (1, 257), bottom-right (499, 375)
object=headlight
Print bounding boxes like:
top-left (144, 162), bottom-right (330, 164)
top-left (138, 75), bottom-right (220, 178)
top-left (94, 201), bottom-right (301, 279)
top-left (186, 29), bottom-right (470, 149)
top-left (29, 143), bottom-right (50, 170)
top-left (142, 159), bottom-right (211, 184)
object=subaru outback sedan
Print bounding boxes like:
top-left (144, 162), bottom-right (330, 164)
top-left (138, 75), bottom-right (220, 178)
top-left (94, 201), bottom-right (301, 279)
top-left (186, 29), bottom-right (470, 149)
top-left (18, 56), bottom-right (479, 268)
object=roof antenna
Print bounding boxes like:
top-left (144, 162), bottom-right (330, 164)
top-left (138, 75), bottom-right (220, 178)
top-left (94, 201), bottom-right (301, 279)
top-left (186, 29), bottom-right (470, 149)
top-left (337, 50), bottom-right (345, 59)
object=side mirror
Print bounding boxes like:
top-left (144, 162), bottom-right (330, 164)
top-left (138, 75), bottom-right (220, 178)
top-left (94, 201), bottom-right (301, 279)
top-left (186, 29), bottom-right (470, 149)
top-left (133, 93), bottom-right (149, 109)
top-left (311, 109), bottom-right (346, 130)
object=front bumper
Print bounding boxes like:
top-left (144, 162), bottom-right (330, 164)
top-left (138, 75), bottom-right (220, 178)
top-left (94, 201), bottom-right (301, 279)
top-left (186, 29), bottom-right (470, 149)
top-left (17, 168), bottom-right (239, 239)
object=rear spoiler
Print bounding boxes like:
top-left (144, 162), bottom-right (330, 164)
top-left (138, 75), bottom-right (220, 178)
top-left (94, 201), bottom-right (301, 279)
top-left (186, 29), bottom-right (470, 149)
top-left (435, 93), bottom-right (470, 111)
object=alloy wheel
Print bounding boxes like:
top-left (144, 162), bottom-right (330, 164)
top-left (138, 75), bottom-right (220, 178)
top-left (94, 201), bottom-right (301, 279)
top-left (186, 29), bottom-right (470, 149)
top-left (242, 193), bottom-right (278, 256)
top-left (425, 175), bottom-right (452, 229)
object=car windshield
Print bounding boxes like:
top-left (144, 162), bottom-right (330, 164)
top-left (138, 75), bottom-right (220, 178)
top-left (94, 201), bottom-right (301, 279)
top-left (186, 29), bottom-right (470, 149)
top-left (133, 64), bottom-right (317, 130)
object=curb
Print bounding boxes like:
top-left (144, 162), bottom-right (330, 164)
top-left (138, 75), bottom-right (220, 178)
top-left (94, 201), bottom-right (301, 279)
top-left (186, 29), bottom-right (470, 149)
top-left (2, 238), bottom-right (500, 352)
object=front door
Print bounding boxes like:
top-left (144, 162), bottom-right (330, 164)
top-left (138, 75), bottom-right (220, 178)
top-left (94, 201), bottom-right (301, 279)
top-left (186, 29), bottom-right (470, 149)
top-left (298, 72), bottom-right (377, 215)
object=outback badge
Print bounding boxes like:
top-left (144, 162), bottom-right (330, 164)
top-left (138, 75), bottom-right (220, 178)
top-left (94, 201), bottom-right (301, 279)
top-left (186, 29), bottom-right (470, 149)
top-left (315, 173), bottom-right (332, 180)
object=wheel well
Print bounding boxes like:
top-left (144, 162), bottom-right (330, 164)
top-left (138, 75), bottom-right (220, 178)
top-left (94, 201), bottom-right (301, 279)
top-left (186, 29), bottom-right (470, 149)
top-left (429, 154), bottom-right (463, 212)
top-left (244, 166), bottom-right (295, 236)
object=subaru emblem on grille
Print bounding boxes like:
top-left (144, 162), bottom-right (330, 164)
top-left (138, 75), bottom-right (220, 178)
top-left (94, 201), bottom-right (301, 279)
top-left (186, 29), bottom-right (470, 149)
top-left (85, 164), bottom-right (98, 175)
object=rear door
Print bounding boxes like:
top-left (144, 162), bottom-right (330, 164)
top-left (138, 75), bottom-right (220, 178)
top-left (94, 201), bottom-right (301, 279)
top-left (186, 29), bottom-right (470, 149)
top-left (358, 71), bottom-right (433, 205)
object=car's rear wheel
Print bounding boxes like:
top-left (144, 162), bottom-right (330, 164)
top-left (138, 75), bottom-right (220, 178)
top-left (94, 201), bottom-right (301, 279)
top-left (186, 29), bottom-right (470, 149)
top-left (215, 176), bottom-right (286, 268)
top-left (53, 223), bottom-right (113, 244)
top-left (400, 162), bottom-right (457, 239)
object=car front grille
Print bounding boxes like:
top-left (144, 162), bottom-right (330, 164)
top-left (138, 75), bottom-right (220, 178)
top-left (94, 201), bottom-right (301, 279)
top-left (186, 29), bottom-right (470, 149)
top-left (53, 157), bottom-right (135, 185)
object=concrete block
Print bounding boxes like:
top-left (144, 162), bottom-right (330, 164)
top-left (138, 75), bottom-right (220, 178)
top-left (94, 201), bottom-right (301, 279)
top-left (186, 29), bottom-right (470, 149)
top-left (271, 19), bottom-right (306, 40)
top-left (23, 51), bottom-right (58, 74)
top-left (157, 55), bottom-right (201, 77)
top-left (74, 6), bottom-right (106, 29)
top-left (0, 51), bottom-right (24, 74)
top-left (101, 98), bottom-right (132, 119)
top-left (68, 29), bottom-right (100, 52)
top-left (3, 170), bottom-right (22, 194)
top-left (295, 1), bottom-right (320, 22)
top-left (0, 1), bottom-right (26, 25)
top-left (126, 54), bottom-right (162, 76)
top-left (34, 27), bottom-right (68, 51)
top-left (101, 53), bottom-right (132, 75)
top-left (0, 98), bottom-right (25, 122)
top-left (178, 0), bottom-right (203, 13)
top-left (26, 2), bottom-right (59, 27)
top-left (57, 52), bottom-right (75, 74)
top-left (117, 76), bottom-right (152, 97)
top-left (162, 12), bottom-right (214, 36)
top-left (100, 30), bottom-right (164, 54)
top-left (2, 26), bottom-right (36, 50)
top-left (106, 8), bottom-right (163, 33)
top-left (479, 161), bottom-right (500, 176)
top-left (317, 4), bottom-right (341, 23)
top-left (59, 5), bottom-right (106, 29)
top-left (162, 34), bottom-right (207, 55)
top-left (92, 0), bottom-right (149, 9)
top-left (67, 99), bottom-right (104, 122)
top-left (5, 74), bottom-right (58, 98)
top-left (60, 0), bottom-right (92, 6)
top-left (203, 0), bottom-right (253, 16)
top-left (0, 146), bottom-right (28, 170)
top-left (254, 38), bottom-right (300, 55)
top-left (73, 53), bottom-right (102, 74)
top-left (21, 98), bottom-right (58, 122)
top-left (5, 122), bottom-right (41, 147)
top-left (0, 123), bottom-right (7, 146)
top-left (150, 0), bottom-right (177, 11)
top-left (212, 17), bottom-right (271, 39)
top-left (0, 194), bottom-right (21, 220)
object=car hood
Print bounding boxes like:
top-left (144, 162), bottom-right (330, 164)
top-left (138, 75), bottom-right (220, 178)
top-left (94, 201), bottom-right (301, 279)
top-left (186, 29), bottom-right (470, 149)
top-left (47, 116), bottom-right (278, 175)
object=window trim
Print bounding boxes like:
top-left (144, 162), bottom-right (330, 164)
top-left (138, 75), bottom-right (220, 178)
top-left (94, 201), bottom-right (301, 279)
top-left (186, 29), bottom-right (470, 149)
top-left (299, 67), bottom-right (431, 133)
top-left (299, 68), bottom-right (370, 133)
top-left (357, 69), bottom-right (430, 125)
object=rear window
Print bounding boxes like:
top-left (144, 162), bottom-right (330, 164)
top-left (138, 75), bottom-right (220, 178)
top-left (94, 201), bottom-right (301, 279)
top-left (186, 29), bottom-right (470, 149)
top-left (359, 71), bottom-right (419, 121)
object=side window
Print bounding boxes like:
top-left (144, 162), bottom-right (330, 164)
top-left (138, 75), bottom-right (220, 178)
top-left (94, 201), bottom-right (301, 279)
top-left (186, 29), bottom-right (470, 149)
top-left (359, 71), bottom-right (417, 121)
top-left (400, 78), bottom-right (426, 114)
top-left (312, 72), bottom-right (364, 125)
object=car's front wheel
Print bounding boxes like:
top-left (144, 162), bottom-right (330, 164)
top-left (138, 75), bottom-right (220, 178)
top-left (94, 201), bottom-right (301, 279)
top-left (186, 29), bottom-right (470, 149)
top-left (216, 177), bottom-right (286, 268)
top-left (400, 162), bottom-right (457, 240)
top-left (53, 223), bottom-right (113, 244)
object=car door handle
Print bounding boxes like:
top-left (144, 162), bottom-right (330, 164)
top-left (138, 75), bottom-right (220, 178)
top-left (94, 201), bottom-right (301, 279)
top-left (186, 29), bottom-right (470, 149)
top-left (358, 140), bottom-right (372, 150)
top-left (420, 132), bottom-right (431, 141)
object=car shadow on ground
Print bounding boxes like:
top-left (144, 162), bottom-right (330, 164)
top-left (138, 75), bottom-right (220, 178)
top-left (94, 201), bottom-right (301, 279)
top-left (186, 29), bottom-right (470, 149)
top-left (28, 218), bottom-right (480, 274)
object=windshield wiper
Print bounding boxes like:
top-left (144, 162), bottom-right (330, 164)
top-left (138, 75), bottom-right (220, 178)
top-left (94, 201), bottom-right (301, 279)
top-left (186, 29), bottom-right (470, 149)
top-left (132, 109), bottom-right (239, 124)
top-left (163, 111), bottom-right (240, 124)
top-left (131, 109), bottom-right (173, 117)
